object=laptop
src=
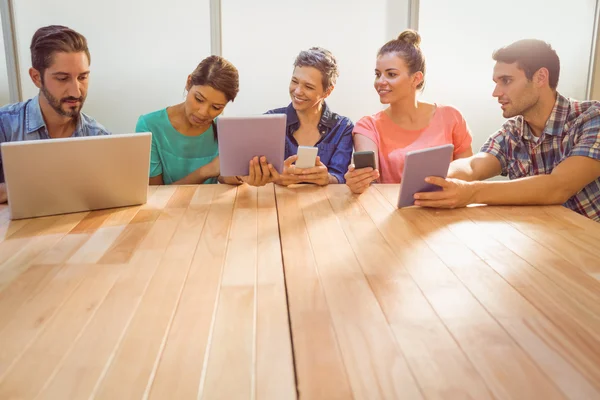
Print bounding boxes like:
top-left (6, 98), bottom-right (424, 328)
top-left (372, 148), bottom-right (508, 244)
top-left (1, 132), bottom-right (151, 220)
top-left (217, 114), bottom-right (286, 176)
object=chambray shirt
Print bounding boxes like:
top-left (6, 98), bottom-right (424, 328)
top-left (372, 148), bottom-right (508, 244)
top-left (481, 93), bottom-right (600, 221)
top-left (266, 102), bottom-right (353, 183)
top-left (0, 95), bottom-right (110, 183)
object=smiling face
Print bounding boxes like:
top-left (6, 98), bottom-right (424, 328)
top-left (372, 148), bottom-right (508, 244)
top-left (492, 61), bottom-right (540, 118)
top-left (30, 51), bottom-right (90, 119)
top-left (184, 83), bottom-right (228, 127)
top-left (374, 52), bottom-right (422, 104)
top-left (289, 66), bottom-right (331, 112)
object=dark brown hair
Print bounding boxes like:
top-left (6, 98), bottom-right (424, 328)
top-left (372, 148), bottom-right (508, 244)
top-left (492, 39), bottom-right (560, 90)
top-left (187, 55), bottom-right (239, 102)
top-left (187, 56), bottom-right (239, 141)
top-left (378, 29), bottom-right (426, 90)
top-left (30, 25), bottom-right (90, 80)
top-left (293, 47), bottom-right (339, 91)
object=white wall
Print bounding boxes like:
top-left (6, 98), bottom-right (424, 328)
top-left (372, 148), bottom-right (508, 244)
top-left (418, 0), bottom-right (597, 152)
top-left (7, 0), bottom-right (597, 140)
top-left (12, 0), bottom-right (212, 134)
top-left (221, 0), bottom-right (396, 124)
top-left (592, 16), bottom-right (600, 101)
top-left (0, 18), bottom-right (9, 107)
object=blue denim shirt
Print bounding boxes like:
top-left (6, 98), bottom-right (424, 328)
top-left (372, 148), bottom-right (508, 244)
top-left (266, 102), bottom-right (353, 183)
top-left (0, 95), bottom-right (110, 182)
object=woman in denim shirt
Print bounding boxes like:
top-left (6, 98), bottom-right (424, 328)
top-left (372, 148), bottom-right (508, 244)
top-left (264, 47), bottom-right (354, 186)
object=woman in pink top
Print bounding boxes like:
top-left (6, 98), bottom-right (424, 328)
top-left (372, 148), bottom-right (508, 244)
top-left (345, 29), bottom-right (474, 193)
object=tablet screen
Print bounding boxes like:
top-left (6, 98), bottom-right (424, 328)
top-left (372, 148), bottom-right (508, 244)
top-left (397, 144), bottom-right (454, 208)
top-left (217, 114), bottom-right (286, 176)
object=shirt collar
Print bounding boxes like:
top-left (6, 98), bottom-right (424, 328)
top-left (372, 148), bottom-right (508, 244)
top-left (25, 95), bottom-right (46, 134)
top-left (284, 101), bottom-right (336, 129)
top-left (542, 92), bottom-right (570, 137)
top-left (25, 94), bottom-right (86, 137)
top-left (520, 92), bottom-right (569, 141)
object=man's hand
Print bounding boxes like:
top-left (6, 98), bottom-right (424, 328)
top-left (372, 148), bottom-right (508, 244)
top-left (345, 164), bottom-right (379, 194)
top-left (413, 176), bottom-right (475, 208)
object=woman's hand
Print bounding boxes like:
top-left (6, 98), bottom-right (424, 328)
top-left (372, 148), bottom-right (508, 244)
top-left (344, 164), bottom-right (379, 194)
top-left (271, 155), bottom-right (301, 186)
top-left (293, 156), bottom-right (330, 186)
top-left (240, 156), bottom-right (274, 187)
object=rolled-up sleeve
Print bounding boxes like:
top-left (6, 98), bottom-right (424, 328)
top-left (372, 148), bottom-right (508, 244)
top-left (569, 111), bottom-right (600, 160)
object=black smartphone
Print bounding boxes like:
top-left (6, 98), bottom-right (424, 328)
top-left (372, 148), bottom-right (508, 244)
top-left (353, 151), bottom-right (376, 170)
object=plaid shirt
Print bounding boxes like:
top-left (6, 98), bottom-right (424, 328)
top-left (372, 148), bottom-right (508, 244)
top-left (481, 93), bottom-right (600, 221)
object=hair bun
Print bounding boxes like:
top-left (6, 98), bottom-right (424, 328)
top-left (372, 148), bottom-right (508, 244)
top-left (397, 29), bottom-right (421, 47)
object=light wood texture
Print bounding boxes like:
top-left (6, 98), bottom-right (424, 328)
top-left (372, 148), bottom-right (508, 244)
top-left (0, 183), bottom-right (599, 399)
top-left (0, 185), bottom-right (295, 400)
top-left (277, 184), bottom-right (600, 399)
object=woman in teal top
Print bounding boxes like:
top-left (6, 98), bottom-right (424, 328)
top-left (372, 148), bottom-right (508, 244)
top-left (136, 55), bottom-right (239, 185)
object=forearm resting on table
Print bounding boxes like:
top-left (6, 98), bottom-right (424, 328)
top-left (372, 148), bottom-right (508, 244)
top-left (151, 164), bottom-right (218, 186)
top-left (469, 155), bottom-right (600, 206)
top-left (471, 174), bottom-right (578, 206)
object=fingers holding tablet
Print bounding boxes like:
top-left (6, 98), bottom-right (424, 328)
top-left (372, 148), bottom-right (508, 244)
top-left (413, 176), bottom-right (475, 209)
top-left (241, 156), bottom-right (274, 187)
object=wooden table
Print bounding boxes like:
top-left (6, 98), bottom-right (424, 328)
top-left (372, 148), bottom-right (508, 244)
top-left (0, 184), bottom-right (599, 399)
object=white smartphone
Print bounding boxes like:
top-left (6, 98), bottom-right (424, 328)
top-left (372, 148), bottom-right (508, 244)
top-left (295, 146), bottom-right (319, 169)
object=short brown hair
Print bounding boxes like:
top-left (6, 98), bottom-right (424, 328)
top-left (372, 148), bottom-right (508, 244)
top-left (492, 39), bottom-right (560, 90)
top-left (188, 55), bottom-right (239, 102)
top-left (378, 29), bottom-right (426, 90)
top-left (293, 47), bottom-right (339, 91)
top-left (30, 25), bottom-right (90, 78)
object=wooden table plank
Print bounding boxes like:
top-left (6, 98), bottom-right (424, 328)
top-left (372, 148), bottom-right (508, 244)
top-left (441, 208), bottom-right (600, 341)
top-left (255, 184), bottom-right (296, 400)
top-left (0, 263), bottom-right (122, 399)
top-left (485, 206), bottom-right (600, 274)
top-left (279, 185), bottom-right (423, 399)
top-left (466, 207), bottom-right (600, 307)
top-left (201, 184), bottom-right (283, 399)
top-left (0, 262), bottom-right (91, 379)
top-left (385, 200), bottom-right (600, 398)
top-left (366, 186), bottom-right (566, 399)
top-left (276, 185), bottom-right (353, 400)
top-left (37, 197), bottom-right (190, 400)
top-left (91, 205), bottom-right (197, 399)
top-left (0, 183), bottom-right (598, 400)
top-left (148, 185), bottom-right (236, 400)
top-left (325, 185), bottom-right (492, 399)
top-left (0, 212), bottom-right (89, 291)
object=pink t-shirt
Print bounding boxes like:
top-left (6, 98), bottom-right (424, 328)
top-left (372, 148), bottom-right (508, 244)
top-left (353, 105), bottom-right (473, 183)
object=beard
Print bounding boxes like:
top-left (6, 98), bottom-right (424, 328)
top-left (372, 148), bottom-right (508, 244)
top-left (40, 84), bottom-right (85, 120)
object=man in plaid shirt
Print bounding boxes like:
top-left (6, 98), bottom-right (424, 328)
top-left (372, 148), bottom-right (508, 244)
top-left (414, 39), bottom-right (600, 222)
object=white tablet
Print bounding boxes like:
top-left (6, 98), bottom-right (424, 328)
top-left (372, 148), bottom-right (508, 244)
top-left (217, 114), bottom-right (286, 176)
